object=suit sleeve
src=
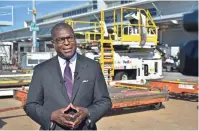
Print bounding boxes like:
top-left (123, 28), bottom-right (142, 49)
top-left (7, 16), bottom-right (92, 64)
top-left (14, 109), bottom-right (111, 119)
top-left (87, 62), bottom-right (112, 124)
top-left (24, 66), bottom-right (52, 129)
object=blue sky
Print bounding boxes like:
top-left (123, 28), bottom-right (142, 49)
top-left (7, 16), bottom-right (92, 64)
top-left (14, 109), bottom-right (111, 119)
top-left (0, 0), bottom-right (89, 32)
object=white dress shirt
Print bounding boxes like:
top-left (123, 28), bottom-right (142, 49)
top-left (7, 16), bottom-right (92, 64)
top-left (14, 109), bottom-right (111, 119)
top-left (58, 53), bottom-right (77, 83)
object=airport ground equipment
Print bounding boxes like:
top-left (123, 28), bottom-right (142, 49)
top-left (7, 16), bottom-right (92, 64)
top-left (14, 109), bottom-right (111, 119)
top-left (0, 74), bottom-right (32, 96)
top-left (156, 45), bottom-right (180, 72)
top-left (147, 78), bottom-right (198, 101)
top-left (111, 78), bottom-right (198, 101)
top-left (0, 82), bottom-right (168, 113)
top-left (65, 7), bottom-right (163, 83)
top-left (111, 82), bottom-right (168, 109)
top-left (18, 52), bottom-right (56, 70)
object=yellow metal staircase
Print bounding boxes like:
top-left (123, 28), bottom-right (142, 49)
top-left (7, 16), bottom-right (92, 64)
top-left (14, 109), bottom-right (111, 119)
top-left (100, 10), bottom-right (115, 82)
top-left (100, 40), bottom-right (114, 82)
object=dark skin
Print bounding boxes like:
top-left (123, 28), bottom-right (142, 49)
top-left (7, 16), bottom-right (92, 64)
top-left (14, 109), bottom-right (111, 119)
top-left (51, 27), bottom-right (88, 129)
top-left (52, 28), bottom-right (77, 59)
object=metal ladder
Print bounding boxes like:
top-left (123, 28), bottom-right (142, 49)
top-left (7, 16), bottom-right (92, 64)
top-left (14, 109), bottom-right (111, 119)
top-left (100, 40), bottom-right (114, 82)
top-left (99, 10), bottom-right (115, 83)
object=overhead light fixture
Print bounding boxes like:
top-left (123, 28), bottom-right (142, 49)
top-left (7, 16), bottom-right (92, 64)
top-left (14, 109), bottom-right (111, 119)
top-left (171, 20), bottom-right (178, 24)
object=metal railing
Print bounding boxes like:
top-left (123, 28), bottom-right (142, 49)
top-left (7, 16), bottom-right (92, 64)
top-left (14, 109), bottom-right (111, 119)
top-left (65, 20), bottom-right (101, 43)
top-left (112, 7), bottom-right (158, 46)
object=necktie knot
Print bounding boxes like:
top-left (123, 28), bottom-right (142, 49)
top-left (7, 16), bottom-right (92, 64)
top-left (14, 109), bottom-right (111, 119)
top-left (65, 59), bottom-right (70, 65)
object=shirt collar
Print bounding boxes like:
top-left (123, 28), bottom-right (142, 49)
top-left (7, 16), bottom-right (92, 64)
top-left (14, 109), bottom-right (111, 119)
top-left (58, 52), bottom-right (77, 65)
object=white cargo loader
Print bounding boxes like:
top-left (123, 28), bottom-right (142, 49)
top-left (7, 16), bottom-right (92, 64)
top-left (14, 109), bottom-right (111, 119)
top-left (66, 7), bottom-right (163, 82)
top-left (84, 51), bottom-right (163, 81)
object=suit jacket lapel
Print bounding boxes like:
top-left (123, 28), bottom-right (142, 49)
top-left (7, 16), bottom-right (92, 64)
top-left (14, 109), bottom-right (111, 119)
top-left (48, 56), bottom-right (70, 103)
top-left (71, 54), bottom-right (87, 102)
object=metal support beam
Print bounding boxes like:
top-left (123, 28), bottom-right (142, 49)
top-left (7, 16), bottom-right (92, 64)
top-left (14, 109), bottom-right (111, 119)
top-left (152, 2), bottom-right (162, 18)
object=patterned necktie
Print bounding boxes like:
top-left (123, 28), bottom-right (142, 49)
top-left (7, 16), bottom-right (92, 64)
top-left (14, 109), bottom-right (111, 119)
top-left (64, 60), bottom-right (73, 99)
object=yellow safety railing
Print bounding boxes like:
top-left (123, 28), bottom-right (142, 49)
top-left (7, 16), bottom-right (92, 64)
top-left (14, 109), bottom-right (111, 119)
top-left (65, 20), bottom-right (101, 44)
top-left (113, 7), bottom-right (158, 46)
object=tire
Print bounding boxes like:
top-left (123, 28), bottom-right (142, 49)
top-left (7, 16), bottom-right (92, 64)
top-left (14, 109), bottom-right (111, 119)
top-left (151, 102), bottom-right (162, 110)
top-left (114, 71), bottom-right (128, 80)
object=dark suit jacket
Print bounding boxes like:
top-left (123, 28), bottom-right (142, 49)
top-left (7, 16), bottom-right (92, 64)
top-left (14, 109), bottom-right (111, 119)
top-left (24, 54), bottom-right (112, 130)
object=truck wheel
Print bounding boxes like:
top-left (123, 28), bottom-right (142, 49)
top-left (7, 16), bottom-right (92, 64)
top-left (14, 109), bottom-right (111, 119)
top-left (114, 71), bottom-right (128, 80)
top-left (151, 102), bottom-right (162, 110)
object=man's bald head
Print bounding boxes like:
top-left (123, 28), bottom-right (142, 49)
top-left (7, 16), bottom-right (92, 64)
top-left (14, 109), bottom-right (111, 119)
top-left (51, 22), bottom-right (74, 38)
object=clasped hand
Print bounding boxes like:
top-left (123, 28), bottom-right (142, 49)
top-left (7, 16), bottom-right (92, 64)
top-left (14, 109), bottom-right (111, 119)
top-left (51, 103), bottom-right (88, 129)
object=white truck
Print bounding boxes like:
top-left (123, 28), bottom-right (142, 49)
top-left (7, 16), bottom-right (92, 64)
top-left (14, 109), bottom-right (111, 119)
top-left (84, 50), bottom-right (163, 81)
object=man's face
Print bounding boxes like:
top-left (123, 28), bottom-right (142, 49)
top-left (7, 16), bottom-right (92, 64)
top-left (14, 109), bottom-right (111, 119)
top-left (52, 28), bottom-right (77, 59)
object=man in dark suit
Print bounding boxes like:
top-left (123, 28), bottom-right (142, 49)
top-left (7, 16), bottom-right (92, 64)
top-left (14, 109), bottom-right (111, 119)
top-left (24, 22), bottom-right (112, 130)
